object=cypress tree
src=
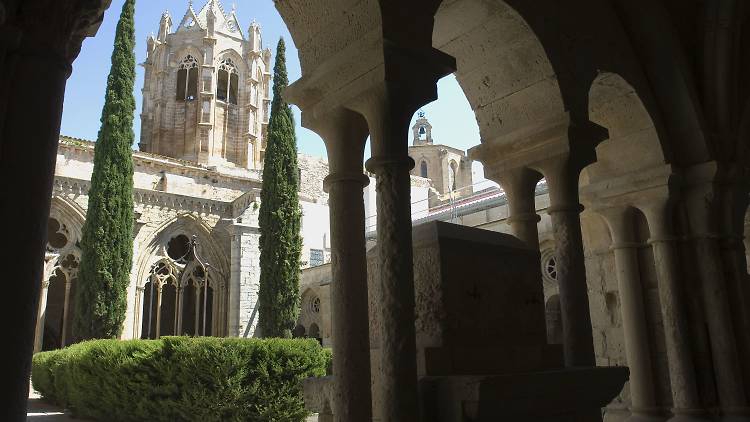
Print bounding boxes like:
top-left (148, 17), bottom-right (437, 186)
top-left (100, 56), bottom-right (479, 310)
top-left (258, 38), bottom-right (303, 338)
top-left (73, 0), bottom-right (137, 340)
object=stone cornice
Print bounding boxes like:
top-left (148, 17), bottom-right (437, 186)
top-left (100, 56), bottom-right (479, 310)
top-left (53, 175), bottom-right (238, 218)
top-left (59, 136), bottom-right (263, 187)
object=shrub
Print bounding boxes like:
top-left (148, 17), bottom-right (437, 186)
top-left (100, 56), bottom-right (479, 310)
top-left (31, 337), bottom-right (330, 422)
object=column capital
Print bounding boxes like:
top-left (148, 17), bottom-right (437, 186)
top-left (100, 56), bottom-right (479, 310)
top-left (323, 172), bottom-right (370, 192)
top-left (596, 205), bottom-right (638, 246)
top-left (4, 0), bottom-right (111, 64)
top-left (469, 114), bottom-right (608, 177)
top-left (299, 107), bottom-right (370, 176)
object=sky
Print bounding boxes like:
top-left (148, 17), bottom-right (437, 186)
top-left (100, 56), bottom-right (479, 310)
top-left (61, 0), bottom-right (493, 186)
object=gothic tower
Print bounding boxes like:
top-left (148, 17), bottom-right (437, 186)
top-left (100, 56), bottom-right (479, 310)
top-left (408, 112), bottom-right (474, 200)
top-left (139, 0), bottom-right (272, 170)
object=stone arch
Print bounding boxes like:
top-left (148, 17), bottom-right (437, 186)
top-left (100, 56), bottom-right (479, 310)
top-left (215, 49), bottom-right (248, 75)
top-left (581, 72), bottom-right (665, 186)
top-left (308, 322), bottom-right (321, 339)
top-left (172, 46), bottom-right (203, 68)
top-left (434, 0), bottom-right (567, 145)
top-left (48, 195), bottom-right (86, 246)
top-left (419, 159), bottom-right (428, 178)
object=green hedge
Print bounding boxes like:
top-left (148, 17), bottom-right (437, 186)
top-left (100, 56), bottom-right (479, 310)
top-left (32, 337), bottom-right (331, 422)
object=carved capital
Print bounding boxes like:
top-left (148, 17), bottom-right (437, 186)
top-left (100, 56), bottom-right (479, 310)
top-left (6, 0), bottom-right (110, 64)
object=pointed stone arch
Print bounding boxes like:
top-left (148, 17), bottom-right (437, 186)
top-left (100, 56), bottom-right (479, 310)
top-left (133, 213), bottom-right (228, 289)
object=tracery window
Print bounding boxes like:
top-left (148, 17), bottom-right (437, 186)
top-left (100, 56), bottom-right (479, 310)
top-left (42, 217), bottom-right (81, 351)
top-left (541, 249), bottom-right (558, 283)
top-left (140, 235), bottom-right (219, 339)
top-left (217, 58), bottom-right (239, 105)
top-left (176, 55), bottom-right (199, 101)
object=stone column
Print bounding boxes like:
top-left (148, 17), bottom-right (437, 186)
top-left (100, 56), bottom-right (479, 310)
top-left (494, 167), bottom-right (543, 250)
top-left (684, 174), bottom-right (750, 419)
top-left (134, 286), bottom-right (144, 339)
top-left (33, 280), bottom-right (51, 354)
top-left (1, 3), bottom-right (110, 418)
top-left (60, 279), bottom-right (72, 347)
top-left (354, 79), bottom-right (447, 421)
top-left (640, 200), bottom-right (709, 422)
top-left (315, 109), bottom-right (372, 422)
top-left (155, 284), bottom-right (163, 338)
top-left (540, 157), bottom-right (596, 367)
top-left (600, 207), bottom-right (664, 422)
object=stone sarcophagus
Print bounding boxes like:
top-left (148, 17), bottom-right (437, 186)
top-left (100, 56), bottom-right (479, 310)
top-left (304, 221), bottom-right (627, 421)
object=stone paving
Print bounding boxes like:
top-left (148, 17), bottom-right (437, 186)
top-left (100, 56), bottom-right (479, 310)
top-left (27, 387), bottom-right (78, 421)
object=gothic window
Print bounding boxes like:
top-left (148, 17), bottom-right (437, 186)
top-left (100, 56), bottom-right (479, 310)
top-left (309, 249), bottom-right (324, 267)
top-left (176, 55), bottom-right (199, 101)
top-left (420, 160), bottom-right (428, 178)
top-left (141, 235), bottom-right (219, 340)
top-left (310, 297), bottom-right (321, 314)
top-left (541, 249), bottom-right (558, 283)
top-left (217, 58), bottom-right (239, 105)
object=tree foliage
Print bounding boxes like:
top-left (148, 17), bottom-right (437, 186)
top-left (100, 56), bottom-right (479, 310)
top-left (73, 0), bottom-right (137, 340)
top-left (258, 38), bottom-right (302, 338)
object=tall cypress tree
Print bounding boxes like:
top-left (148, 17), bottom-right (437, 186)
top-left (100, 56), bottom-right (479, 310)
top-left (258, 38), bottom-right (302, 338)
top-left (73, 0), bottom-right (136, 340)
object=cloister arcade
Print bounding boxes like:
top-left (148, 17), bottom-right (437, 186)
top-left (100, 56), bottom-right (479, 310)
top-left (2, 0), bottom-right (748, 421)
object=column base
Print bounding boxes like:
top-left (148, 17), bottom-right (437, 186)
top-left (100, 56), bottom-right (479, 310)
top-left (667, 408), bottom-right (712, 422)
top-left (721, 407), bottom-right (750, 422)
top-left (625, 407), bottom-right (668, 422)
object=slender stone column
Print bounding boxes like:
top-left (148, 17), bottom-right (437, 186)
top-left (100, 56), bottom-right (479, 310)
top-left (33, 281), bottom-right (51, 354)
top-left (355, 82), bottom-right (445, 421)
top-left (684, 179), bottom-right (750, 419)
top-left (600, 207), bottom-right (664, 422)
top-left (494, 167), bottom-right (543, 250)
top-left (155, 284), bottom-right (163, 338)
top-left (541, 158), bottom-right (596, 367)
top-left (61, 279), bottom-right (72, 347)
top-left (640, 200), bottom-right (710, 422)
top-left (134, 287), bottom-right (143, 338)
top-left (177, 285), bottom-right (184, 335)
top-left (314, 109), bottom-right (373, 422)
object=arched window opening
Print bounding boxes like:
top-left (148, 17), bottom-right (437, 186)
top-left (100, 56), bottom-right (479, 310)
top-left (217, 58), bottom-right (238, 105)
top-left (308, 323), bottom-right (321, 345)
top-left (420, 160), bottom-right (428, 178)
top-left (293, 324), bottom-right (306, 338)
top-left (176, 55), bottom-right (199, 101)
top-left (448, 160), bottom-right (458, 192)
top-left (42, 251), bottom-right (80, 350)
top-left (180, 264), bottom-right (214, 336)
top-left (418, 125), bottom-right (426, 139)
top-left (140, 260), bottom-right (179, 339)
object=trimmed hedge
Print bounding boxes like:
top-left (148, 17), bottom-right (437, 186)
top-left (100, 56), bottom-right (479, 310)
top-left (32, 337), bottom-right (331, 422)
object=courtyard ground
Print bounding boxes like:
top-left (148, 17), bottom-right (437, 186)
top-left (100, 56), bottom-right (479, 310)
top-left (27, 386), bottom-right (77, 421)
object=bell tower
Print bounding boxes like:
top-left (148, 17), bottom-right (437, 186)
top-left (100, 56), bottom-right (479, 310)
top-left (139, 0), bottom-right (272, 170)
top-left (412, 110), bottom-right (433, 146)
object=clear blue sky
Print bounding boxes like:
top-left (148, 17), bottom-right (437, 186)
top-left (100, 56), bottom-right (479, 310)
top-left (61, 0), bottom-right (491, 185)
